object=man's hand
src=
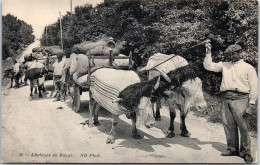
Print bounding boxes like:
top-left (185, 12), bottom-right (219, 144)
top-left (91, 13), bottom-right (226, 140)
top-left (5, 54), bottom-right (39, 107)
top-left (245, 104), bottom-right (255, 115)
top-left (205, 42), bottom-right (212, 55)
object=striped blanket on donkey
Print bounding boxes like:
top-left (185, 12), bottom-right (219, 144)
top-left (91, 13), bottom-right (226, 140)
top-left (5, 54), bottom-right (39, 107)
top-left (141, 53), bottom-right (188, 71)
top-left (140, 53), bottom-right (188, 79)
top-left (90, 68), bottom-right (140, 115)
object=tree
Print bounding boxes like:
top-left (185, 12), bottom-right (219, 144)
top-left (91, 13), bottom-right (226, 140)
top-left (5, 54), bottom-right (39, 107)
top-left (2, 14), bottom-right (35, 59)
top-left (40, 0), bottom-right (258, 94)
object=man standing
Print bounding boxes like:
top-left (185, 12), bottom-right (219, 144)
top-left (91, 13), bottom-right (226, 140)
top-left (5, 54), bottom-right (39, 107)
top-left (203, 42), bottom-right (257, 163)
top-left (53, 54), bottom-right (66, 101)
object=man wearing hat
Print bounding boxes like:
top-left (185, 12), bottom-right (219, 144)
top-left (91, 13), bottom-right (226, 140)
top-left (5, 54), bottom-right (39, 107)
top-left (203, 42), bottom-right (257, 163)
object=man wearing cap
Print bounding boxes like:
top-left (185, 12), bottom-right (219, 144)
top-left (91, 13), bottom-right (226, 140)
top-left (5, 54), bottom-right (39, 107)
top-left (53, 54), bottom-right (66, 101)
top-left (203, 42), bottom-right (257, 163)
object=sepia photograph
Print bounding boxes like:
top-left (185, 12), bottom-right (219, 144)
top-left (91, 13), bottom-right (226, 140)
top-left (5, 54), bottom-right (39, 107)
top-left (1, 0), bottom-right (258, 163)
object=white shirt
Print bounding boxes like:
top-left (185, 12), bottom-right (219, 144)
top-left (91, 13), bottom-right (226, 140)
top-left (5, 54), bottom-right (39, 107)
top-left (203, 53), bottom-right (258, 104)
top-left (53, 58), bottom-right (66, 76)
top-left (13, 63), bottom-right (21, 73)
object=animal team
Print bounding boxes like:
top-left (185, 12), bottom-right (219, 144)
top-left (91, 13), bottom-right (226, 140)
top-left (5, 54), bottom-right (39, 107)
top-left (8, 40), bottom-right (257, 163)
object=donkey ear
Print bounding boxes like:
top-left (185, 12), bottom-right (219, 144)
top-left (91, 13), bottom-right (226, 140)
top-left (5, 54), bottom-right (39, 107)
top-left (138, 67), bottom-right (147, 72)
top-left (154, 77), bottom-right (160, 90)
top-left (112, 98), bottom-right (123, 103)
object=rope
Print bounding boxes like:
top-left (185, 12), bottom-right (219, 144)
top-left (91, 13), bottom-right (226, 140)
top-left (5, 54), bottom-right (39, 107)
top-left (149, 39), bottom-right (210, 70)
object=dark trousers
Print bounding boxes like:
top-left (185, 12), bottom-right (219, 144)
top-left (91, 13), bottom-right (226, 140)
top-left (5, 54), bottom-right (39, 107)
top-left (221, 91), bottom-right (251, 156)
top-left (54, 75), bottom-right (65, 99)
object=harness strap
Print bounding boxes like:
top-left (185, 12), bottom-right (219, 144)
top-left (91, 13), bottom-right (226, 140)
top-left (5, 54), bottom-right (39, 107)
top-left (150, 55), bottom-right (176, 70)
top-left (154, 68), bottom-right (171, 82)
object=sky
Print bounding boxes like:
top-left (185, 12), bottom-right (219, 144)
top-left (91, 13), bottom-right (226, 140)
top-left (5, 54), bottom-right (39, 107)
top-left (2, 0), bottom-right (104, 38)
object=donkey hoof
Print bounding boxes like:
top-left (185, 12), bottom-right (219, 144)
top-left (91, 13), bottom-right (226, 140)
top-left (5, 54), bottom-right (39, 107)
top-left (133, 133), bottom-right (142, 139)
top-left (181, 131), bottom-right (191, 137)
top-left (29, 96), bottom-right (33, 100)
top-left (106, 136), bottom-right (115, 144)
top-left (155, 117), bottom-right (162, 121)
top-left (166, 132), bottom-right (175, 138)
top-left (93, 121), bottom-right (101, 126)
top-left (87, 121), bottom-right (94, 128)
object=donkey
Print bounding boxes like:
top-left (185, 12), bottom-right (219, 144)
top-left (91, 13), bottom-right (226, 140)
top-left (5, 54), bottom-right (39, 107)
top-left (142, 54), bottom-right (207, 138)
top-left (89, 68), bottom-right (159, 144)
top-left (24, 66), bottom-right (47, 100)
top-left (10, 61), bottom-right (23, 88)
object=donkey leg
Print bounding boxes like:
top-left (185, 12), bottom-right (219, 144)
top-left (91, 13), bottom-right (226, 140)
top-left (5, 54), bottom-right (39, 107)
top-left (42, 84), bottom-right (46, 92)
top-left (67, 84), bottom-right (71, 96)
top-left (14, 74), bottom-right (20, 88)
top-left (63, 84), bottom-right (67, 97)
top-left (131, 112), bottom-right (142, 139)
top-left (93, 103), bottom-right (101, 126)
top-left (34, 87), bottom-right (37, 94)
top-left (166, 109), bottom-right (176, 138)
top-left (88, 91), bottom-right (94, 127)
top-left (24, 76), bottom-right (28, 86)
top-left (29, 81), bottom-right (33, 100)
top-left (38, 85), bottom-right (43, 98)
top-left (20, 74), bottom-right (23, 84)
top-left (155, 99), bottom-right (162, 121)
top-left (180, 109), bottom-right (190, 137)
top-left (16, 76), bottom-right (20, 88)
top-left (106, 115), bottom-right (119, 144)
top-left (10, 77), bottom-right (13, 88)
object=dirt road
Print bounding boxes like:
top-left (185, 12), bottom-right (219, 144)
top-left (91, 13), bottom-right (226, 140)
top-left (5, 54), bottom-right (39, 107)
top-left (19, 40), bottom-right (40, 62)
top-left (1, 79), bottom-right (257, 163)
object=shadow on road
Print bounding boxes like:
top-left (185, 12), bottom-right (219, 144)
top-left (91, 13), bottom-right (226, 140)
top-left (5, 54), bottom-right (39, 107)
top-left (116, 116), bottom-right (226, 153)
top-left (73, 104), bottom-right (227, 153)
top-left (39, 88), bottom-right (226, 154)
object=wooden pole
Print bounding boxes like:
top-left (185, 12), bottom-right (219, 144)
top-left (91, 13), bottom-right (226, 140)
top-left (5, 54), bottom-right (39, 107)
top-left (45, 25), bottom-right (48, 46)
top-left (59, 12), bottom-right (63, 50)
top-left (88, 54), bottom-right (92, 86)
top-left (109, 48), bottom-right (113, 67)
top-left (70, 0), bottom-right (72, 13)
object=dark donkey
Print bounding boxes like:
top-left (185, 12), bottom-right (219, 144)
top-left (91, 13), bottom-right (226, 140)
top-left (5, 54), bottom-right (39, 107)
top-left (24, 67), bottom-right (48, 99)
top-left (89, 68), bottom-right (161, 144)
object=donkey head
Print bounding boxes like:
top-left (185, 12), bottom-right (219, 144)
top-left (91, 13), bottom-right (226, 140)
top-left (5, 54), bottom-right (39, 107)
top-left (114, 77), bottom-right (161, 128)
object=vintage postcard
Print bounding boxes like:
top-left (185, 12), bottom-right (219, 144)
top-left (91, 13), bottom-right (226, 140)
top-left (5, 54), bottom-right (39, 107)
top-left (1, 0), bottom-right (258, 163)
